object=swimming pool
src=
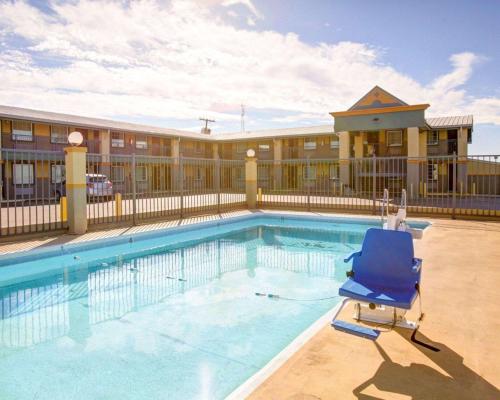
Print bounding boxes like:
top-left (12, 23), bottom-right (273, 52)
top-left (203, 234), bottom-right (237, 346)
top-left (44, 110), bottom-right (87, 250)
top-left (0, 214), bottom-right (428, 399)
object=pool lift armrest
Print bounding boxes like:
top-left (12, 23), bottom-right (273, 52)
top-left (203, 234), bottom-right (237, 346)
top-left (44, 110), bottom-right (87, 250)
top-left (412, 258), bottom-right (422, 273)
top-left (344, 251), bottom-right (361, 263)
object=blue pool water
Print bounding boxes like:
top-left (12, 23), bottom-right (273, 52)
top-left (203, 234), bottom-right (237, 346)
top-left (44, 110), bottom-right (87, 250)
top-left (0, 215), bottom-right (428, 399)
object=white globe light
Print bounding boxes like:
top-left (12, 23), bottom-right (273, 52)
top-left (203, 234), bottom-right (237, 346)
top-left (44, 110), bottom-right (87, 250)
top-left (68, 131), bottom-right (84, 147)
top-left (246, 148), bottom-right (255, 157)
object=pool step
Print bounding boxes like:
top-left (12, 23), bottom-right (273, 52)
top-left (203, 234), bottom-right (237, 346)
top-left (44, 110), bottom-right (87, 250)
top-left (332, 320), bottom-right (380, 340)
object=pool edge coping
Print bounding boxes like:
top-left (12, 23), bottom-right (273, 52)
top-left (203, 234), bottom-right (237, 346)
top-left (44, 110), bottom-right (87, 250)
top-left (225, 300), bottom-right (343, 400)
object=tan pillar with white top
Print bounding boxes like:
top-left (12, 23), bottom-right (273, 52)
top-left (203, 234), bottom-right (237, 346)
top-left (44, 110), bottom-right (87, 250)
top-left (407, 127), bottom-right (420, 198)
top-left (338, 131), bottom-right (350, 187)
top-left (245, 154), bottom-right (257, 209)
top-left (64, 146), bottom-right (88, 234)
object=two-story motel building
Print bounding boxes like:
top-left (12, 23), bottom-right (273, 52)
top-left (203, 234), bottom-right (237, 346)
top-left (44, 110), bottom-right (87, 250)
top-left (0, 86), bottom-right (483, 200)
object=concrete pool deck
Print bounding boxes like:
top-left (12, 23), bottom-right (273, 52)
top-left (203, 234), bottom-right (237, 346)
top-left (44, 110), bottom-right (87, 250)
top-left (0, 210), bottom-right (498, 399)
top-left (248, 217), bottom-right (500, 400)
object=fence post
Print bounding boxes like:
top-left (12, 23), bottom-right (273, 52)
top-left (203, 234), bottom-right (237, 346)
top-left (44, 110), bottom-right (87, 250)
top-left (372, 154), bottom-right (377, 215)
top-left (307, 157), bottom-right (311, 211)
top-left (245, 153), bottom-right (257, 209)
top-left (132, 153), bottom-right (137, 225)
top-left (452, 152), bottom-right (457, 219)
top-left (216, 158), bottom-right (221, 214)
top-left (179, 156), bottom-right (184, 218)
top-left (64, 146), bottom-right (88, 234)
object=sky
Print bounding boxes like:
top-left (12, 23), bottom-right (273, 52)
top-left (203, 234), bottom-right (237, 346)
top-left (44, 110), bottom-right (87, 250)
top-left (0, 0), bottom-right (499, 153)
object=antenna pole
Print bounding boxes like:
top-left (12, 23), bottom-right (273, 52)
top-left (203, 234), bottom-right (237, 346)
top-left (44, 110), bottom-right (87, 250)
top-left (241, 104), bottom-right (245, 134)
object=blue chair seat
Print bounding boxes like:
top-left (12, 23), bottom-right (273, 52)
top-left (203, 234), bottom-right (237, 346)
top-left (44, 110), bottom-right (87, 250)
top-left (339, 278), bottom-right (418, 309)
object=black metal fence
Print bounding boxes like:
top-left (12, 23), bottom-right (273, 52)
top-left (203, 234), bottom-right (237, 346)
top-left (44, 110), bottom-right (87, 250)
top-left (0, 148), bottom-right (499, 238)
top-left (85, 154), bottom-right (246, 226)
top-left (257, 155), bottom-right (500, 218)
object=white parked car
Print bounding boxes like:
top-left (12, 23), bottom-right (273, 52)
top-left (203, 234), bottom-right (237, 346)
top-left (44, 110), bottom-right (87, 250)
top-left (86, 174), bottom-right (113, 198)
top-left (55, 173), bottom-right (113, 200)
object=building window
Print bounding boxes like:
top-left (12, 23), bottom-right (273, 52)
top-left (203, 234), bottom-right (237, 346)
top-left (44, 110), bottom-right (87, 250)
top-left (303, 165), bottom-right (316, 180)
top-left (330, 137), bottom-right (339, 149)
top-left (136, 137), bottom-right (148, 149)
top-left (50, 125), bottom-right (68, 144)
top-left (51, 165), bottom-right (65, 184)
top-left (236, 142), bottom-right (246, 153)
top-left (235, 166), bottom-right (244, 180)
top-left (427, 130), bottom-right (439, 145)
top-left (387, 130), bottom-right (402, 147)
top-left (13, 163), bottom-right (34, 185)
top-left (259, 165), bottom-right (270, 180)
top-left (427, 162), bottom-right (438, 181)
top-left (467, 128), bottom-right (472, 144)
top-left (195, 141), bottom-right (204, 154)
top-left (329, 164), bottom-right (339, 180)
top-left (304, 138), bottom-right (316, 150)
top-left (258, 143), bottom-right (270, 152)
top-left (111, 131), bottom-right (125, 148)
top-left (195, 167), bottom-right (205, 180)
top-left (111, 166), bottom-right (124, 182)
top-left (135, 166), bottom-right (147, 182)
top-left (12, 120), bottom-right (33, 141)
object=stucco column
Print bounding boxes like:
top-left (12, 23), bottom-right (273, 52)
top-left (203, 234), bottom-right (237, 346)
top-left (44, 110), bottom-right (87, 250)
top-left (245, 155), bottom-right (257, 209)
top-left (273, 139), bottom-right (282, 190)
top-left (64, 146), bottom-right (88, 234)
top-left (171, 138), bottom-right (180, 190)
top-left (406, 127), bottom-right (420, 199)
top-left (100, 129), bottom-right (111, 179)
top-left (354, 133), bottom-right (364, 159)
top-left (212, 143), bottom-right (219, 159)
top-left (338, 131), bottom-right (350, 187)
top-left (457, 126), bottom-right (468, 193)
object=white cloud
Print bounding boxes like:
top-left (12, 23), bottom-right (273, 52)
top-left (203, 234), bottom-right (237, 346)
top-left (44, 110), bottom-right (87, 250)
top-left (222, 0), bottom-right (262, 19)
top-left (0, 0), bottom-right (498, 130)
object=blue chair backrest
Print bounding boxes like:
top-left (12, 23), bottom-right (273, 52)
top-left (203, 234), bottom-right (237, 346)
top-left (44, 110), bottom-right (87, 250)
top-left (353, 228), bottom-right (419, 289)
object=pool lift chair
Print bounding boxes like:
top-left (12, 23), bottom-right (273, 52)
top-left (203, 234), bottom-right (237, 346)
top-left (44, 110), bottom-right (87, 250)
top-left (331, 228), bottom-right (432, 348)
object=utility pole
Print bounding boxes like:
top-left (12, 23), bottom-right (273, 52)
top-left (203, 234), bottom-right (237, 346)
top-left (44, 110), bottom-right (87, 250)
top-left (199, 117), bottom-right (215, 134)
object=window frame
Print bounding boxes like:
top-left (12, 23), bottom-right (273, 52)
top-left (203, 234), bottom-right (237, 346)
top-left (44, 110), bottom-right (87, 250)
top-left (50, 125), bottom-right (68, 144)
top-left (135, 165), bottom-right (147, 182)
top-left (111, 166), bottom-right (125, 183)
top-left (427, 130), bottom-right (439, 146)
top-left (329, 164), bottom-right (339, 180)
top-left (304, 138), bottom-right (317, 151)
top-left (12, 120), bottom-right (33, 142)
top-left (111, 131), bottom-right (125, 148)
top-left (427, 162), bottom-right (438, 181)
top-left (51, 164), bottom-right (66, 184)
top-left (303, 165), bottom-right (316, 180)
top-left (13, 163), bottom-right (35, 185)
top-left (386, 130), bottom-right (403, 147)
top-left (258, 143), bottom-right (270, 152)
top-left (135, 137), bottom-right (148, 150)
top-left (194, 141), bottom-right (204, 154)
top-left (330, 137), bottom-right (339, 149)
top-left (467, 128), bottom-right (472, 144)
top-left (236, 142), bottom-right (246, 154)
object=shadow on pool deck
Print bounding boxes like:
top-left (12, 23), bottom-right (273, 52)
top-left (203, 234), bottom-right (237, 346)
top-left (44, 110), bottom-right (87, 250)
top-left (353, 332), bottom-right (499, 400)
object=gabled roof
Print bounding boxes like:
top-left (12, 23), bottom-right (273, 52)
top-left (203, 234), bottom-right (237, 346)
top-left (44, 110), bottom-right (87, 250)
top-left (426, 115), bottom-right (473, 129)
top-left (0, 105), bottom-right (208, 140)
top-left (348, 86), bottom-right (408, 111)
